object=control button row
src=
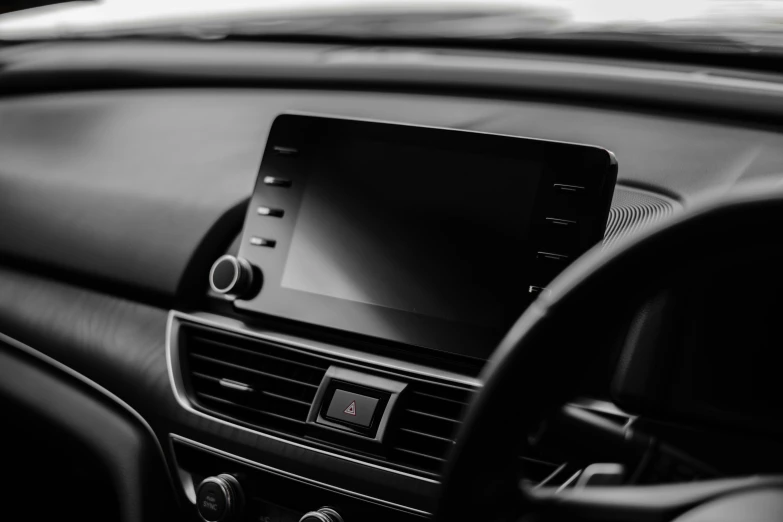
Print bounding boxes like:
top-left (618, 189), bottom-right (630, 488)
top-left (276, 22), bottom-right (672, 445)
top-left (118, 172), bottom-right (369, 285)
top-left (530, 181), bottom-right (589, 291)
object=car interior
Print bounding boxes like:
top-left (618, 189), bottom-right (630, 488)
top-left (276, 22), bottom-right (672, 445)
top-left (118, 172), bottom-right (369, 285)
top-left (3, 2), bottom-right (783, 521)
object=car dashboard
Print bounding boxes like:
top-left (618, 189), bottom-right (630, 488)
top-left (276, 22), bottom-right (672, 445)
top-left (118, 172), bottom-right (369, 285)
top-left (2, 39), bottom-right (783, 522)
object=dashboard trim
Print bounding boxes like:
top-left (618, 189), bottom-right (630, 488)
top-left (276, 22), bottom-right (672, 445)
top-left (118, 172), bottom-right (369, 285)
top-left (169, 433), bottom-right (432, 517)
top-left (6, 41), bottom-right (783, 124)
top-left (166, 310), bottom-right (460, 486)
top-left (0, 329), bottom-right (180, 506)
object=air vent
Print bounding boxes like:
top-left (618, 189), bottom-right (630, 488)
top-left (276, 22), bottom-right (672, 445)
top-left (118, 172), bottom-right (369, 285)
top-left (181, 324), bottom-right (330, 436)
top-left (173, 317), bottom-right (483, 479)
top-left (388, 381), bottom-right (475, 475)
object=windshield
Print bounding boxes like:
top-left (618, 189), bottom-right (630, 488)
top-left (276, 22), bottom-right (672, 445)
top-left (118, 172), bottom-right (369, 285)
top-left (0, 0), bottom-right (782, 49)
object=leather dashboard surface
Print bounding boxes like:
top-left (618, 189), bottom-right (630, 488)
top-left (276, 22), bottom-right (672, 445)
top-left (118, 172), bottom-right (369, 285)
top-left (2, 88), bottom-right (783, 297)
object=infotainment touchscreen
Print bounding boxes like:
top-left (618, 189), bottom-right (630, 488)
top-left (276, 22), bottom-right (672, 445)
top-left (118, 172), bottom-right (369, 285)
top-left (234, 114), bottom-right (616, 358)
top-left (280, 137), bottom-right (541, 329)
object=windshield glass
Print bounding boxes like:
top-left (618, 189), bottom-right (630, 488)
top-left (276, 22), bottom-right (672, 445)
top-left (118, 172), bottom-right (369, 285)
top-left (0, 0), bottom-right (781, 48)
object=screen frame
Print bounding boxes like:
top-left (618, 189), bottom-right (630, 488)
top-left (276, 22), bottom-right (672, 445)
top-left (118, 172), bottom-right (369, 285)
top-left (235, 113), bottom-right (617, 358)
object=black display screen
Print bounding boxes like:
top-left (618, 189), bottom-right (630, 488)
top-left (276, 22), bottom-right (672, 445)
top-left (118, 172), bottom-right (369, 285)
top-left (280, 138), bottom-right (542, 328)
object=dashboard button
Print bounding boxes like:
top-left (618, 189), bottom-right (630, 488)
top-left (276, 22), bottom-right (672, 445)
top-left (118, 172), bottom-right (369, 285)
top-left (528, 285), bottom-right (551, 297)
top-left (196, 474), bottom-right (244, 522)
top-left (263, 176), bottom-right (292, 187)
top-left (545, 217), bottom-right (577, 227)
top-left (250, 237), bottom-right (276, 248)
top-left (256, 206), bottom-right (285, 218)
top-left (552, 184), bottom-right (587, 217)
top-left (534, 252), bottom-right (570, 284)
top-left (197, 482), bottom-right (227, 521)
top-left (273, 145), bottom-right (299, 156)
top-left (542, 217), bottom-right (580, 253)
top-left (537, 251), bottom-right (569, 263)
top-left (325, 389), bottom-right (379, 428)
top-left (553, 183), bottom-right (585, 193)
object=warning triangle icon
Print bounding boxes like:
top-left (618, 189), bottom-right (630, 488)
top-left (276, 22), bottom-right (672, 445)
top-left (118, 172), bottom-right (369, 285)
top-left (344, 400), bottom-right (357, 416)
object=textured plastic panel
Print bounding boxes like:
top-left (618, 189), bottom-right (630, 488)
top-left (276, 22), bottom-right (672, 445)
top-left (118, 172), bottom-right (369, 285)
top-left (604, 187), bottom-right (681, 250)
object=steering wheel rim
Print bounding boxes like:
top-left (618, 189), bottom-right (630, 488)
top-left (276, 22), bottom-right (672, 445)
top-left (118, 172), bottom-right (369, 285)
top-left (436, 182), bottom-right (783, 521)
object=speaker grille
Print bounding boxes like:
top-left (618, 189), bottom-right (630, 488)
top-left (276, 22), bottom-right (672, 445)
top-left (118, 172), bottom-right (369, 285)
top-left (603, 186), bottom-right (680, 249)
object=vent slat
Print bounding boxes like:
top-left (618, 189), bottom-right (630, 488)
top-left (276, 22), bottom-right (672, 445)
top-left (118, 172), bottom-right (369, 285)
top-left (192, 336), bottom-right (328, 372)
top-left (411, 390), bottom-right (470, 406)
top-left (392, 446), bottom-right (448, 463)
top-left (398, 427), bottom-right (456, 444)
top-left (262, 390), bottom-right (312, 407)
top-left (190, 353), bottom-right (320, 389)
top-left (405, 408), bottom-right (462, 424)
top-left (191, 373), bottom-right (311, 406)
top-left (196, 392), bottom-right (308, 425)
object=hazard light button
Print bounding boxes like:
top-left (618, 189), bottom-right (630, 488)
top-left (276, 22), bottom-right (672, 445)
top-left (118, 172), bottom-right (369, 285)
top-left (325, 389), bottom-right (380, 428)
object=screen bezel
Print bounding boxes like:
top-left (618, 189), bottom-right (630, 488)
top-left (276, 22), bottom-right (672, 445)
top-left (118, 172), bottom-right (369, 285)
top-left (235, 113), bottom-right (617, 358)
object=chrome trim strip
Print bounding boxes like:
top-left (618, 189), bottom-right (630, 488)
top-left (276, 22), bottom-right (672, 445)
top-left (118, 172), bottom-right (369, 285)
top-left (169, 310), bottom-right (482, 388)
top-left (0, 330), bottom-right (180, 506)
top-left (166, 311), bottom-right (446, 485)
top-left (170, 434), bottom-right (432, 517)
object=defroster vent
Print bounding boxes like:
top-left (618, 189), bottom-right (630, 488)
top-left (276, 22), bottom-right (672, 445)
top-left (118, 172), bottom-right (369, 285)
top-left (389, 381), bottom-right (475, 475)
top-left (181, 324), bottom-right (330, 437)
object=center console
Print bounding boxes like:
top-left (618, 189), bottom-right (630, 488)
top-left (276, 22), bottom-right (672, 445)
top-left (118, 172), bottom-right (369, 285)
top-left (173, 113), bottom-right (617, 521)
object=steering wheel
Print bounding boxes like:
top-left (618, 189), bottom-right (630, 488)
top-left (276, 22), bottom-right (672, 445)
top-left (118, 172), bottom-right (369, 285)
top-left (437, 183), bottom-right (783, 522)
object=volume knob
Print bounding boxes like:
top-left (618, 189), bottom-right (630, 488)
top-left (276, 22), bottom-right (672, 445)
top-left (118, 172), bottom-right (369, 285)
top-left (209, 255), bottom-right (256, 298)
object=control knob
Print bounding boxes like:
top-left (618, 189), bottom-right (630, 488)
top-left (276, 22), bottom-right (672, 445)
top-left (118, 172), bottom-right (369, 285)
top-left (209, 255), bottom-right (257, 298)
top-left (299, 507), bottom-right (344, 522)
top-left (196, 474), bottom-right (244, 522)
